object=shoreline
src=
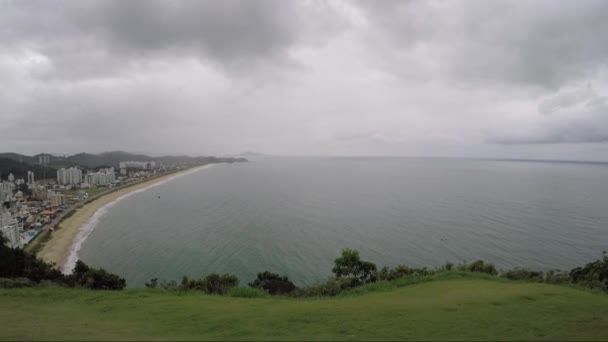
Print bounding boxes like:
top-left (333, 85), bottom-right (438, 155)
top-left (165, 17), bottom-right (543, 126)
top-left (37, 164), bottom-right (218, 271)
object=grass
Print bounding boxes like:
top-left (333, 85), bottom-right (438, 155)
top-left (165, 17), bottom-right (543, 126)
top-left (1, 273), bottom-right (608, 340)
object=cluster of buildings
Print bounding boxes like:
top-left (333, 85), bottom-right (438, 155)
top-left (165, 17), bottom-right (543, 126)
top-left (0, 172), bottom-right (54, 249)
top-left (2, 159), bottom-right (169, 249)
top-left (1, 166), bottom-right (120, 249)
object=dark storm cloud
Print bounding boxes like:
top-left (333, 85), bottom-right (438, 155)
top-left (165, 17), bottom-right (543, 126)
top-left (0, 0), bottom-right (304, 79)
top-left (1, 0), bottom-right (608, 159)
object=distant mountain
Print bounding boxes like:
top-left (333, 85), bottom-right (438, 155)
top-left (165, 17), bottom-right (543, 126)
top-left (0, 153), bottom-right (36, 164)
top-left (0, 157), bottom-right (56, 181)
top-left (0, 151), bottom-right (247, 174)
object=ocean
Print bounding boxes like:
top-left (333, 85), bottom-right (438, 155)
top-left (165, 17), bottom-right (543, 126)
top-left (77, 157), bottom-right (608, 287)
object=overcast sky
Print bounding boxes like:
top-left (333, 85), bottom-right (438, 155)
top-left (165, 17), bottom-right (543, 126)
top-left (1, 0), bottom-right (608, 160)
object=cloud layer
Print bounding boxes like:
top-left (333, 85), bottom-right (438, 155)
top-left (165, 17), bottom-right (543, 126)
top-left (1, 0), bottom-right (608, 160)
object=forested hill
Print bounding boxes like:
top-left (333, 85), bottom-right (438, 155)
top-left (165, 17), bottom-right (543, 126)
top-left (0, 151), bottom-right (247, 179)
top-left (0, 158), bottom-right (56, 181)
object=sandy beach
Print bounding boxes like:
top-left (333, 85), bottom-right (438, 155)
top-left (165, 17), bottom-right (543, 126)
top-left (37, 165), bottom-right (214, 270)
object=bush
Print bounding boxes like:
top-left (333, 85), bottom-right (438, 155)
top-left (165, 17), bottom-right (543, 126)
top-left (501, 268), bottom-right (543, 281)
top-left (465, 260), bottom-right (497, 275)
top-left (332, 248), bottom-right (377, 283)
top-left (248, 271), bottom-right (296, 295)
top-left (569, 253), bottom-right (608, 290)
top-left (544, 270), bottom-right (570, 284)
top-left (295, 277), bottom-right (361, 297)
top-left (70, 261), bottom-right (126, 290)
top-left (0, 277), bottom-right (36, 288)
top-left (180, 273), bottom-right (239, 294)
top-left (145, 278), bottom-right (159, 288)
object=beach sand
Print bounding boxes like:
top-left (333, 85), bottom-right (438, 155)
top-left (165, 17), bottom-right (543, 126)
top-left (37, 165), bottom-right (211, 270)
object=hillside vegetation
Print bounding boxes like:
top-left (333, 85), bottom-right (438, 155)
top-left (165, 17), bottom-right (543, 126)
top-left (1, 273), bottom-right (608, 340)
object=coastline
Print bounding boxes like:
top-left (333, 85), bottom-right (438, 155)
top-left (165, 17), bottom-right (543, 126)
top-left (37, 164), bottom-right (218, 271)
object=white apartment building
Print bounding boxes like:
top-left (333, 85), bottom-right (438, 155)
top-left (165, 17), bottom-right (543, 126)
top-left (0, 210), bottom-right (21, 248)
top-left (27, 170), bottom-right (35, 185)
top-left (85, 168), bottom-right (116, 186)
top-left (57, 167), bottom-right (83, 185)
top-left (47, 190), bottom-right (66, 207)
top-left (0, 182), bottom-right (13, 203)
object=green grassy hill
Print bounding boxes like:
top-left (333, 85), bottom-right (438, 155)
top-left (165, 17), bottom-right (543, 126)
top-left (1, 273), bottom-right (608, 340)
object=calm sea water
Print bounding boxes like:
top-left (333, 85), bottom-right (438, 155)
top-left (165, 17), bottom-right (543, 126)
top-left (78, 157), bottom-right (608, 287)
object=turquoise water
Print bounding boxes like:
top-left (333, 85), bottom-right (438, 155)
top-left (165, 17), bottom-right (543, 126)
top-left (77, 157), bottom-right (608, 286)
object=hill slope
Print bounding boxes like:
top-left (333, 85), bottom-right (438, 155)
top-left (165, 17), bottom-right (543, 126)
top-left (1, 276), bottom-right (607, 340)
top-left (0, 157), bottom-right (57, 180)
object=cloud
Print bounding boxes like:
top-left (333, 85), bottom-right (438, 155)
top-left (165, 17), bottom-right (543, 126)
top-left (353, 0), bottom-right (608, 89)
top-left (1, 0), bottom-right (608, 160)
top-left (0, 0), bottom-right (340, 80)
top-left (491, 83), bottom-right (608, 144)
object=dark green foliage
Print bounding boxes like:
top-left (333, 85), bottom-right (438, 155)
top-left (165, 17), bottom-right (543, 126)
top-left (202, 273), bottom-right (239, 294)
top-left (462, 260), bottom-right (498, 275)
top-left (295, 277), bottom-right (362, 297)
top-left (332, 248), bottom-right (377, 283)
top-left (0, 277), bottom-right (36, 288)
top-left (378, 264), bottom-right (414, 281)
top-left (0, 240), bottom-right (64, 283)
top-left (569, 253), bottom-right (608, 291)
top-left (69, 261), bottom-right (126, 290)
top-left (179, 273), bottom-right (239, 294)
top-left (248, 271), bottom-right (296, 295)
top-left (544, 270), bottom-right (571, 284)
top-left (501, 268), bottom-right (544, 282)
top-left (0, 240), bottom-right (125, 290)
top-left (0, 157), bottom-right (56, 181)
top-left (145, 278), bottom-right (159, 288)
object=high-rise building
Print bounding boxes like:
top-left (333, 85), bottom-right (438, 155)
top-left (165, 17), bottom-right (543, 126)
top-left (27, 171), bottom-right (35, 185)
top-left (57, 167), bottom-right (83, 185)
top-left (38, 154), bottom-right (51, 165)
top-left (85, 168), bottom-right (116, 186)
top-left (47, 190), bottom-right (66, 207)
top-left (0, 210), bottom-right (21, 249)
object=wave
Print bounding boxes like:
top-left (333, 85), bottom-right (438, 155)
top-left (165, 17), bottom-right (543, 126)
top-left (61, 164), bottom-right (221, 274)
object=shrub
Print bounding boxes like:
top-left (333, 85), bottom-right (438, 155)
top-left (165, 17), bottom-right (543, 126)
top-left (501, 268), bottom-right (543, 281)
top-left (145, 278), bottom-right (159, 288)
top-left (248, 271), bottom-right (296, 295)
top-left (69, 260), bottom-right (126, 290)
top-left (544, 270), bottom-right (570, 284)
top-left (200, 273), bottom-right (239, 294)
top-left (295, 277), bottom-right (361, 297)
top-left (332, 248), bottom-right (377, 283)
top-left (0, 277), bottom-right (36, 288)
top-left (569, 253), bottom-right (608, 290)
top-left (466, 260), bottom-right (498, 275)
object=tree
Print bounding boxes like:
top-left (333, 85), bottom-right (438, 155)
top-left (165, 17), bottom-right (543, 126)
top-left (202, 273), bottom-right (239, 294)
top-left (248, 271), bottom-right (296, 295)
top-left (70, 260), bottom-right (126, 290)
top-left (332, 248), bottom-right (377, 283)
